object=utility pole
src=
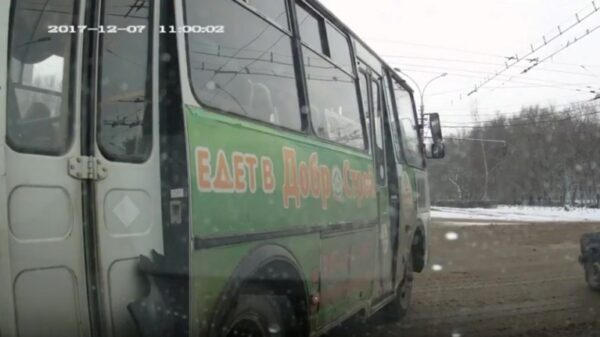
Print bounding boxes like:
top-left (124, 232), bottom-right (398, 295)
top-left (471, 102), bottom-right (490, 202)
top-left (393, 68), bottom-right (447, 127)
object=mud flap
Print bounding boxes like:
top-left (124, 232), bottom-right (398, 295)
top-left (128, 250), bottom-right (189, 337)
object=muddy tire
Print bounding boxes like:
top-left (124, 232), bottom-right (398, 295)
top-left (381, 257), bottom-right (414, 322)
top-left (585, 263), bottom-right (600, 291)
top-left (222, 294), bottom-right (294, 337)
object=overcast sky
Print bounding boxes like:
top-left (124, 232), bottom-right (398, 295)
top-left (320, 0), bottom-right (600, 129)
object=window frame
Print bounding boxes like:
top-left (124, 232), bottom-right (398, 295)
top-left (5, 0), bottom-right (81, 156)
top-left (370, 75), bottom-right (387, 186)
top-left (235, 0), bottom-right (291, 32)
top-left (382, 69), bottom-right (403, 164)
top-left (182, 0), bottom-right (307, 135)
top-left (357, 68), bottom-right (372, 155)
top-left (96, 0), bottom-right (155, 163)
top-left (324, 21), bottom-right (353, 74)
top-left (181, 0), bottom-right (374, 155)
top-left (294, 0), bottom-right (369, 154)
top-left (295, 1), bottom-right (355, 79)
top-left (388, 73), bottom-right (425, 169)
top-left (295, 2), bottom-right (328, 55)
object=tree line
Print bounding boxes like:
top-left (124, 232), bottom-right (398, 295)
top-left (428, 102), bottom-right (600, 207)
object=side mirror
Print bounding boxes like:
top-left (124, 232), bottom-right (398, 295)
top-left (430, 142), bottom-right (445, 159)
top-left (428, 113), bottom-right (443, 143)
top-left (425, 113), bottom-right (445, 159)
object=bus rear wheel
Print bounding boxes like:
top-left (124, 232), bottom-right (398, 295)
top-left (223, 294), bottom-right (292, 337)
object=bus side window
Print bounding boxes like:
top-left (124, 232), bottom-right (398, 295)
top-left (383, 73), bottom-right (402, 163)
top-left (296, 5), bottom-right (364, 150)
top-left (358, 71), bottom-right (372, 154)
top-left (392, 80), bottom-right (422, 168)
top-left (325, 23), bottom-right (353, 74)
top-left (241, 0), bottom-right (289, 29)
top-left (7, 0), bottom-right (77, 155)
top-left (303, 48), bottom-right (363, 149)
top-left (185, 0), bottom-right (301, 131)
top-left (371, 79), bottom-right (386, 184)
top-left (295, 4), bottom-right (325, 54)
top-left (97, 0), bottom-right (153, 163)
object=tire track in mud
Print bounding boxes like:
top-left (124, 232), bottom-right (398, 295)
top-left (414, 274), bottom-right (579, 293)
top-left (329, 221), bottom-right (600, 337)
top-left (405, 297), bottom-right (584, 323)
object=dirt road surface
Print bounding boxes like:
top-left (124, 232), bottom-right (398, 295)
top-left (331, 221), bottom-right (600, 337)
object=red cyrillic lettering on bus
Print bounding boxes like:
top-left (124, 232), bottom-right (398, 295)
top-left (360, 171), bottom-right (369, 201)
top-left (299, 161), bottom-right (310, 198)
top-left (309, 153), bottom-right (321, 198)
top-left (355, 172), bottom-right (365, 207)
top-left (342, 160), bottom-right (352, 198)
top-left (366, 172), bottom-right (374, 201)
top-left (261, 156), bottom-right (276, 194)
top-left (232, 152), bottom-right (247, 193)
top-left (319, 165), bottom-right (331, 210)
top-left (366, 168), bottom-right (376, 198)
top-left (350, 170), bottom-right (360, 199)
top-left (195, 147), bottom-right (212, 192)
top-left (282, 147), bottom-right (301, 209)
top-left (213, 150), bottom-right (234, 192)
top-left (244, 154), bottom-right (258, 194)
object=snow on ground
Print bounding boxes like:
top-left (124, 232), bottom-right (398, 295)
top-left (432, 205), bottom-right (600, 223)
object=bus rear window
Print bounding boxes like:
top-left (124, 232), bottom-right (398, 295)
top-left (6, 0), bottom-right (77, 155)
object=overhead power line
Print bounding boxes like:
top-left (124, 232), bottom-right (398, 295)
top-left (385, 54), bottom-right (600, 76)
top-left (365, 37), bottom-right (504, 58)
top-left (398, 63), bottom-right (600, 89)
top-left (466, 1), bottom-right (600, 96)
top-left (383, 54), bottom-right (503, 66)
top-left (395, 65), bottom-right (598, 95)
top-left (441, 137), bottom-right (508, 145)
top-left (521, 22), bottom-right (600, 74)
top-left (442, 110), bottom-right (600, 129)
top-left (437, 99), bottom-right (600, 117)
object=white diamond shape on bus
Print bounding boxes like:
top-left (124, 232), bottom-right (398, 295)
top-left (113, 195), bottom-right (140, 228)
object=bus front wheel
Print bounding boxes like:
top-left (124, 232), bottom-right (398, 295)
top-left (382, 255), bottom-right (414, 322)
top-left (222, 294), bottom-right (293, 337)
top-left (585, 263), bottom-right (600, 291)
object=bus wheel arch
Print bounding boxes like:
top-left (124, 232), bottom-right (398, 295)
top-left (210, 244), bottom-right (309, 337)
top-left (411, 225), bottom-right (426, 273)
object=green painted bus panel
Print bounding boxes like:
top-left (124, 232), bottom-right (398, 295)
top-left (185, 105), bottom-right (383, 333)
top-left (185, 105), bottom-right (379, 238)
top-left (190, 235), bottom-right (320, 336)
top-left (318, 227), bottom-right (379, 326)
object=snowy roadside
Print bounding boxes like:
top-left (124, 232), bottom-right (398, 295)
top-left (431, 205), bottom-right (600, 223)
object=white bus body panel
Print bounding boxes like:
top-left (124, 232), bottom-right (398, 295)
top-left (0, 0), bottom-right (164, 336)
top-left (0, 3), bottom-right (17, 336)
top-left (0, 1), bottom-right (92, 336)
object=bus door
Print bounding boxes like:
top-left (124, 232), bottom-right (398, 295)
top-left (358, 66), bottom-right (394, 298)
top-left (3, 0), bottom-right (162, 336)
top-left (381, 72), bottom-right (406, 287)
top-left (3, 1), bottom-right (92, 336)
top-left (370, 76), bottom-right (395, 295)
top-left (91, 0), bottom-right (163, 336)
